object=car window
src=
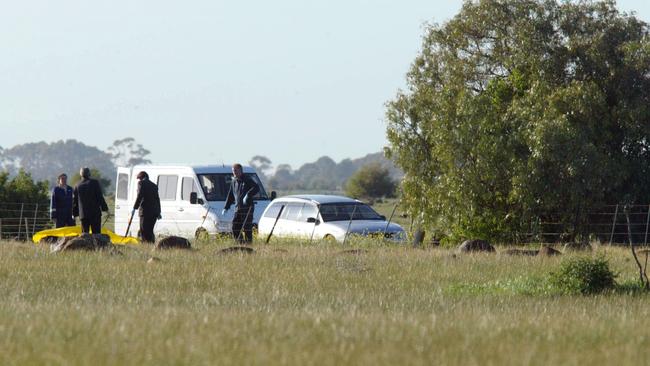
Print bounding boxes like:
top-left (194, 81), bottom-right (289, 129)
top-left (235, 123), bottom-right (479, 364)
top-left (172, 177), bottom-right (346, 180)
top-left (181, 177), bottom-right (198, 201)
top-left (281, 203), bottom-right (303, 221)
top-left (116, 173), bottom-right (129, 200)
top-left (319, 203), bottom-right (382, 222)
top-left (197, 173), bottom-right (268, 201)
top-left (301, 204), bottom-right (318, 220)
top-left (157, 175), bottom-right (178, 201)
top-left (263, 202), bottom-right (284, 218)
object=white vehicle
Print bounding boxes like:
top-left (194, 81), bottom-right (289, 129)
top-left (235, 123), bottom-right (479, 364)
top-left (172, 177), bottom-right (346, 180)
top-left (114, 165), bottom-right (274, 240)
top-left (258, 195), bottom-right (406, 243)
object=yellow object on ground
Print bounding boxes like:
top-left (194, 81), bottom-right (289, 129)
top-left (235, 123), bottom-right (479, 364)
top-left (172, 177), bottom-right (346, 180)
top-left (32, 226), bottom-right (139, 245)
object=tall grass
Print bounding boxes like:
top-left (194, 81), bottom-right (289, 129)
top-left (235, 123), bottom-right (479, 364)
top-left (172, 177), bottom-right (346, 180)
top-left (1, 240), bottom-right (649, 365)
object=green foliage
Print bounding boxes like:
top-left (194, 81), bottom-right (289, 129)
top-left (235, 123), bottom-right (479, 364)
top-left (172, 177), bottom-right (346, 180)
top-left (0, 170), bottom-right (49, 204)
top-left (69, 168), bottom-right (112, 193)
top-left (386, 0), bottom-right (650, 242)
top-left (345, 163), bottom-right (396, 200)
top-left (549, 256), bottom-right (617, 295)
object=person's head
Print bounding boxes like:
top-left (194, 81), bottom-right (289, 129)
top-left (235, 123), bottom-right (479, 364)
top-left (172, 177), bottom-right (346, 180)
top-left (80, 167), bottom-right (91, 179)
top-left (136, 171), bottom-right (149, 181)
top-left (57, 173), bottom-right (67, 186)
top-left (232, 163), bottom-right (243, 179)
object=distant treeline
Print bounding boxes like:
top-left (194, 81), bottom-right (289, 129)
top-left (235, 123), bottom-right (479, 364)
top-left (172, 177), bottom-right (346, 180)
top-left (0, 140), bottom-right (402, 193)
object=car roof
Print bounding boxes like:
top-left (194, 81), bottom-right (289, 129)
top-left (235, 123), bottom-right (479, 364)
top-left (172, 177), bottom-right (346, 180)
top-left (279, 195), bottom-right (361, 204)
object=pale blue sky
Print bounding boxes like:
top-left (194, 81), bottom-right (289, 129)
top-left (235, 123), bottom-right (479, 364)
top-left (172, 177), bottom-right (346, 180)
top-left (1, 1), bottom-right (648, 169)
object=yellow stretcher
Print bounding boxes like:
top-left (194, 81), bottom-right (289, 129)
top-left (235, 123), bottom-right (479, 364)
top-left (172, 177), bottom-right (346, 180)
top-left (32, 226), bottom-right (139, 245)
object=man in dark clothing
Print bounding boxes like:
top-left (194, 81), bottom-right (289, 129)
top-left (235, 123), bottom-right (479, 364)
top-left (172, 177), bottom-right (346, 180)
top-left (132, 171), bottom-right (161, 243)
top-left (50, 173), bottom-right (75, 228)
top-left (72, 167), bottom-right (109, 234)
top-left (222, 163), bottom-right (259, 243)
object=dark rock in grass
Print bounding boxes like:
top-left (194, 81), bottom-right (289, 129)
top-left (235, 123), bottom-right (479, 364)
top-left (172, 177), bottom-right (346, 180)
top-left (502, 248), bottom-right (538, 256)
top-left (51, 234), bottom-right (111, 253)
top-left (155, 236), bottom-right (192, 250)
top-left (218, 246), bottom-right (255, 255)
top-left (337, 249), bottom-right (368, 255)
top-left (563, 242), bottom-right (592, 252)
top-left (538, 245), bottom-right (562, 256)
top-left (458, 239), bottom-right (495, 253)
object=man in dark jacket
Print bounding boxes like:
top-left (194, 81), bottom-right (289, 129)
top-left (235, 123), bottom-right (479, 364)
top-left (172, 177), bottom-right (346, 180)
top-left (72, 167), bottom-right (109, 234)
top-left (132, 171), bottom-right (161, 243)
top-left (50, 173), bottom-right (75, 228)
top-left (222, 163), bottom-right (259, 243)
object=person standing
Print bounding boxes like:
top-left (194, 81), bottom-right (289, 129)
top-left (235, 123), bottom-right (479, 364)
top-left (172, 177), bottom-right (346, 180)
top-left (72, 167), bottom-right (109, 234)
top-left (222, 163), bottom-right (259, 243)
top-left (50, 173), bottom-right (75, 228)
top-left (132, 171), bottom-right (161, 243)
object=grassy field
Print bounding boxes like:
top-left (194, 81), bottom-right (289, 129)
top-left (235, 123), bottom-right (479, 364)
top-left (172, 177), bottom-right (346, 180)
top-left (1, 238), bottom-right (650, 365)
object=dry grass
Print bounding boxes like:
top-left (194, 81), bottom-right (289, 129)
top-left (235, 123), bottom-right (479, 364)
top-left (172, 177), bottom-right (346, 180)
top-left (1, 239), bottom-right (649, 365)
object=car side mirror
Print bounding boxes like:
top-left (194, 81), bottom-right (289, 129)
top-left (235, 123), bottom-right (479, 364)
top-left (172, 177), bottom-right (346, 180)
top-left (307, 217), bottom-right (320, 225)
top-left (190, 192), bottom-right (198, 204)
top-left (380, 215), bottom-right (386, 220)
top-left (198, 198), bottom-right (204, 205)
top-left (270, 191), bottom-right (277, 200)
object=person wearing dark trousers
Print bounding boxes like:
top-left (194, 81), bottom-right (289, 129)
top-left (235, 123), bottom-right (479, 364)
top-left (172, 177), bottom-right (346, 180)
top-left (222, 163), bottom-right (259, 244)
top-left (50, 173), bottom-right (75, 228)
top-left (132, 171), bottom-right (161, 243)
top-left (72, 167), bottom-right (109, 234)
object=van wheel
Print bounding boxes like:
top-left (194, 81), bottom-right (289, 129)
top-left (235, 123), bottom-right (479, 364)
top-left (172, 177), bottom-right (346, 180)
top-left (195, 228), bottom-right (209, 242)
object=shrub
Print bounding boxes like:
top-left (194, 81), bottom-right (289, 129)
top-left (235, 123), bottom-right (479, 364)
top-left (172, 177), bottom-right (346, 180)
top-left (549, 257), bottom-right (617, 295)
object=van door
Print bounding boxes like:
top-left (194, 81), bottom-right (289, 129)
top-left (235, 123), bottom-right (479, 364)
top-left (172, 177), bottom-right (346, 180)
top-left (177, 176), bottom-right (202, 237)
top-left (114, 168), bottom-right (131, 236)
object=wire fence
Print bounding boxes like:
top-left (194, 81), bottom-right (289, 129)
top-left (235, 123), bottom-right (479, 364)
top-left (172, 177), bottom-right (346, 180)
top-left (0, 202), bottom-right (52, 241)
top-left (507, 204), bottom-right (650, 245)
top-left (2, 201), bottom-right (650, 245)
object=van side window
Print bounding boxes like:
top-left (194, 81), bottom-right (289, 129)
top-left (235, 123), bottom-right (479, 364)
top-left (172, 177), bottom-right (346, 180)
top-left (116, 173), bottom-right (129, 200)
top-left (158, 175), bottom-right (178, 201)
top-left (181, 177), bottom-right (198, 201)
top-left (263, 203), bottom-right (284, 218)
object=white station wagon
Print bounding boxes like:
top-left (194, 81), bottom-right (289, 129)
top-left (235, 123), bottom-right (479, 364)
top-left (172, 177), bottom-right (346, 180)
top-left (258, 195), bottom-right (406, 243)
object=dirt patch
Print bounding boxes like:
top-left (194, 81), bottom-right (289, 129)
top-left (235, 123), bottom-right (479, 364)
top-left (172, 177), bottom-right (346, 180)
top-left (218, 246), bottom-right (255, 255)
top-left (538, 245), bottom-right (562, 256)
top-left (502, 248), bottom-right (538, 256)
top-left (337, 249), bottom-right (368, 255)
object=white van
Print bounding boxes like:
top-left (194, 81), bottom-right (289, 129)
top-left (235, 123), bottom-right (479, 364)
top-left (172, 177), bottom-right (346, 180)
top-left (114, 165), bottom-right (274, 240)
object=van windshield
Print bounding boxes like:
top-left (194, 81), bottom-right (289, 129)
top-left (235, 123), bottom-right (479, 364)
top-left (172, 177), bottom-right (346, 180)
top-left (197, 173), bottom-right (268, 201)
top-left (319, 203), bottom-right (383, 222)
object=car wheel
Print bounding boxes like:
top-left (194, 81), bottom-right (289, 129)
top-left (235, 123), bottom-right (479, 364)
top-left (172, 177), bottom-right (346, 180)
top-left (195, 228), bottom-right (209, 242)
top-left (323, 234), bottom-right (336, 242)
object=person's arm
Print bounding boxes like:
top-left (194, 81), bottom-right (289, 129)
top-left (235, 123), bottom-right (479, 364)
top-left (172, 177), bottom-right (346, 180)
top-left (133, 180), bottom-right (144, 210)
top-left (50, 188), bottom-right (57, 219)
top-left (223, 181), bottom-right (235, 210)
top-left (72, 186), bottom-right (79, 218)
top-left (243, 178), bottom-right (259, 204)
top-left (95, 180), bottom-right (109, 212)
